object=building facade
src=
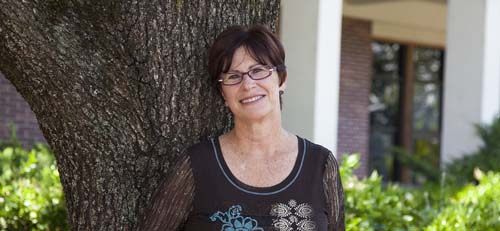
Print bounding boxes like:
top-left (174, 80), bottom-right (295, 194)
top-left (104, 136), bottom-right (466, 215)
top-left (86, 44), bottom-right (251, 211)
top-left (281, 0), bottom-right (500, 180)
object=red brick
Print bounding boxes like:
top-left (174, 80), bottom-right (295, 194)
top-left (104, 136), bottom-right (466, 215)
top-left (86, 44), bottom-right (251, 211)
top-left (0, 72), bottom-right (46, 148)
top-left (338, 17), bottom-right (372, 177)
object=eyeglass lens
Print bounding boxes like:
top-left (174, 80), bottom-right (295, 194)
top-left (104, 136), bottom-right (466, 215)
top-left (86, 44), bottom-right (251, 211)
top-left (221, 66), bottom-right (273, 85)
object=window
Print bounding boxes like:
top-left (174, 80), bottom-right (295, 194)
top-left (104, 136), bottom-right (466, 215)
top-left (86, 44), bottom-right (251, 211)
top-left (369, 41), bottom-right (444, 183)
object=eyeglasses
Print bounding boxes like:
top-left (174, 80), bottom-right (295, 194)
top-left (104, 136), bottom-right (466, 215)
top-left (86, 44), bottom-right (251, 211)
top-left (218, 64), bottom-right (286, 86)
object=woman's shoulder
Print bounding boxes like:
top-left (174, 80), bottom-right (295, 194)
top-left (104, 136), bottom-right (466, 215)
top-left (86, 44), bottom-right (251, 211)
top-left (299, 135), bottom-right (335, 158)
top-left (298, 135), bottom-right (340, 169)
top-left (186, 136), bottom-right (214, 154)
top-left (184, 136), bottom-right (221, 166)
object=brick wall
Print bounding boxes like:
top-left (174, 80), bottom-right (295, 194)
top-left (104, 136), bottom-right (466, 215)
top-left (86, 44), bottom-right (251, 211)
top-left (338, 17), bottom-right (372, 177)
top-left (0, 72), bottom-right (46, 147)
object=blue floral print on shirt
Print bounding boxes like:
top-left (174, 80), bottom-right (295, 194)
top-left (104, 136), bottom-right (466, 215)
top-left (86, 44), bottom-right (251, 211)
top-left (210, 205), bottom-right (264, 231)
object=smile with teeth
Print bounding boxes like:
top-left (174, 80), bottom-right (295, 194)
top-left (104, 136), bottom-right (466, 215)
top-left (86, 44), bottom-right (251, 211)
top-left (240, 95), bottom-right (265, 104)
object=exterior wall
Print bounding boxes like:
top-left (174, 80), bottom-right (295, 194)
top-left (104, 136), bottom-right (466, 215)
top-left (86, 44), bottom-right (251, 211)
top-left (280, 0), bottom-right (319, 140)
top-left (280, 0), bottom-right (342, 153)
top-left (338, 17), bottom-right (372, 177)
top-left (0, 72), bottom-right (46, 147)
top-left (441, 0), bottom-right (500, 163)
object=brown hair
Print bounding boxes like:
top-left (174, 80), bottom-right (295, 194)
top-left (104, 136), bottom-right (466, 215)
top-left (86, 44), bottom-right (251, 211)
top-left (208, 25), bottom-right (287, 95)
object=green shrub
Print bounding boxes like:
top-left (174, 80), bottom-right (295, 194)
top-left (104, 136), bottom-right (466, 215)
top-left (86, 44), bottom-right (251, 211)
top-left (341, 154), bottom-right (500, 231)
top-left (341, 154), bottom-right (439, 231)
top-left (391, 146), bottom-right (441, 184)
top-left (425, 171), bottom-right (500, 231)
top-left (0, 138), bottom-right (68, 230)
top-left (381, 116), bottom-right (500, 186)
top-left (445, 115), bottom-right (500, 184)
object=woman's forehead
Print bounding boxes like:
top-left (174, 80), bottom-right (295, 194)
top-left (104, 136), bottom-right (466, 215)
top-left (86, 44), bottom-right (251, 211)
top-left (229, 48), bottom-right (259, 70)
top-left (228, 47), bottom-right (268, 71)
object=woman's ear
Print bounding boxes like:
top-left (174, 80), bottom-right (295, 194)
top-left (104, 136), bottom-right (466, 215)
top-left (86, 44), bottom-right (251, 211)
top-left (279, 74), bottom-right (287, 92)
top-left (220, 90), bottom-right (228, 106)
top-left (221, 90), bottom-right (226, 100)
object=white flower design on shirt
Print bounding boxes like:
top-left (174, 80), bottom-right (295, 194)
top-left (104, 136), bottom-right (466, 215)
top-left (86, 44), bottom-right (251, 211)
top-left (270, 199), bottom-right (317, 231)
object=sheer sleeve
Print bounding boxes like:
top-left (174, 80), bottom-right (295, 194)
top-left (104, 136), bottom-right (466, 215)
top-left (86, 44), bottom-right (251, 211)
top-left (323, 153), bottom-right (345, 231)
top-left (138, 154), bottom-right (195, 231)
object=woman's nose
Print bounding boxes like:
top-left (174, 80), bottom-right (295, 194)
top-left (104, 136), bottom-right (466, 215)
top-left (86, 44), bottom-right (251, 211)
top-left (241, 73), bottom-right (257, 89)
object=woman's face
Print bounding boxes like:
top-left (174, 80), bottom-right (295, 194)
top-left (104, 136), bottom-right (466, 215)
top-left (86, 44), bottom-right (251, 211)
top-left (220, 46), bottom-right (286, 122)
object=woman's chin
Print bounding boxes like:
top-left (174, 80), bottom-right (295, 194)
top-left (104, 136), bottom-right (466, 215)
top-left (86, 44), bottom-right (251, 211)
top-left (234, 107), bottom-right (279, 122)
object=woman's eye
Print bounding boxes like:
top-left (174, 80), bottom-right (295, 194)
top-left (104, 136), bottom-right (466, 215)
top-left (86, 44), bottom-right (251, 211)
top-left (250, 67), bottom-right (265, 74)
top-left (227, 74), bottom-right (241, 80)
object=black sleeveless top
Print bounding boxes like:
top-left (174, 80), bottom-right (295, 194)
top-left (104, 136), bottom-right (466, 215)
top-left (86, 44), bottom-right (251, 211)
top-left (183, 136), bottom-right (329, 231)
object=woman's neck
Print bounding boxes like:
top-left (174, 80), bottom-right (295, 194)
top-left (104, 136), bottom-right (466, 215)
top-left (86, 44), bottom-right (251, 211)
top-left (227, 115), bottom-right (291, 158)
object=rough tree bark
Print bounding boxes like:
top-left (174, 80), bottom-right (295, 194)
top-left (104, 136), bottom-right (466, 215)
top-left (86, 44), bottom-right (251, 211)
top-left (0, 1), bottom-right (279, 230)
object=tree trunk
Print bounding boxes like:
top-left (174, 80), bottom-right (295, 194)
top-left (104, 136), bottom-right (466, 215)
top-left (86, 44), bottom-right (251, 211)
top-left (0, 1), bottom-right (279, 229)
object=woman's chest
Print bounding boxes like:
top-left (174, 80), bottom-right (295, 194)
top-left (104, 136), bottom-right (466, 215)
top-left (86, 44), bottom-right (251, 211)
top-left (227, 156), bottom-right (296, 188)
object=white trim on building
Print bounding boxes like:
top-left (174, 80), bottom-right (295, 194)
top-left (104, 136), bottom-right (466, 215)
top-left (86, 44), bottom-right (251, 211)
top-left (280, 0), bottom-right (343, 154)
top-left (441, 0), bottom-right (500, 164)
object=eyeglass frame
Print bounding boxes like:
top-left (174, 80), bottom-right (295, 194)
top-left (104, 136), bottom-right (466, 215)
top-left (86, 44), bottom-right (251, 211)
top-left (218, 64), bottom-right (287, 86)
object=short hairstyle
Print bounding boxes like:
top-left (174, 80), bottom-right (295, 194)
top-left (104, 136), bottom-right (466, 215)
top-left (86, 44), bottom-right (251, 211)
top-left (208, 25), bottom-right (287, 95)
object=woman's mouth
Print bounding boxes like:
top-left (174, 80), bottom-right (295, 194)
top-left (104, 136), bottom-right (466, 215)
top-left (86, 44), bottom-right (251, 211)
top-left (240, 95), bottom-right (265, 104)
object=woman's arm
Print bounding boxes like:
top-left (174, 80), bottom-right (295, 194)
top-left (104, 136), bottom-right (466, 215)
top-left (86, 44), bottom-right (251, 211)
top-left (138, 154), bottom-right (195, 231)
top-left (323, 153), bottom-right (345, 231)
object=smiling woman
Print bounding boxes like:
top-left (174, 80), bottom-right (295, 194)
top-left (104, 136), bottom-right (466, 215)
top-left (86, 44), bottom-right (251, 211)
top-left (139, 25), bottom-right (345, 231)
top-left (209, 25), bottom-right (288, 112)
top-left (218, 46), bottom-right (284, 122)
